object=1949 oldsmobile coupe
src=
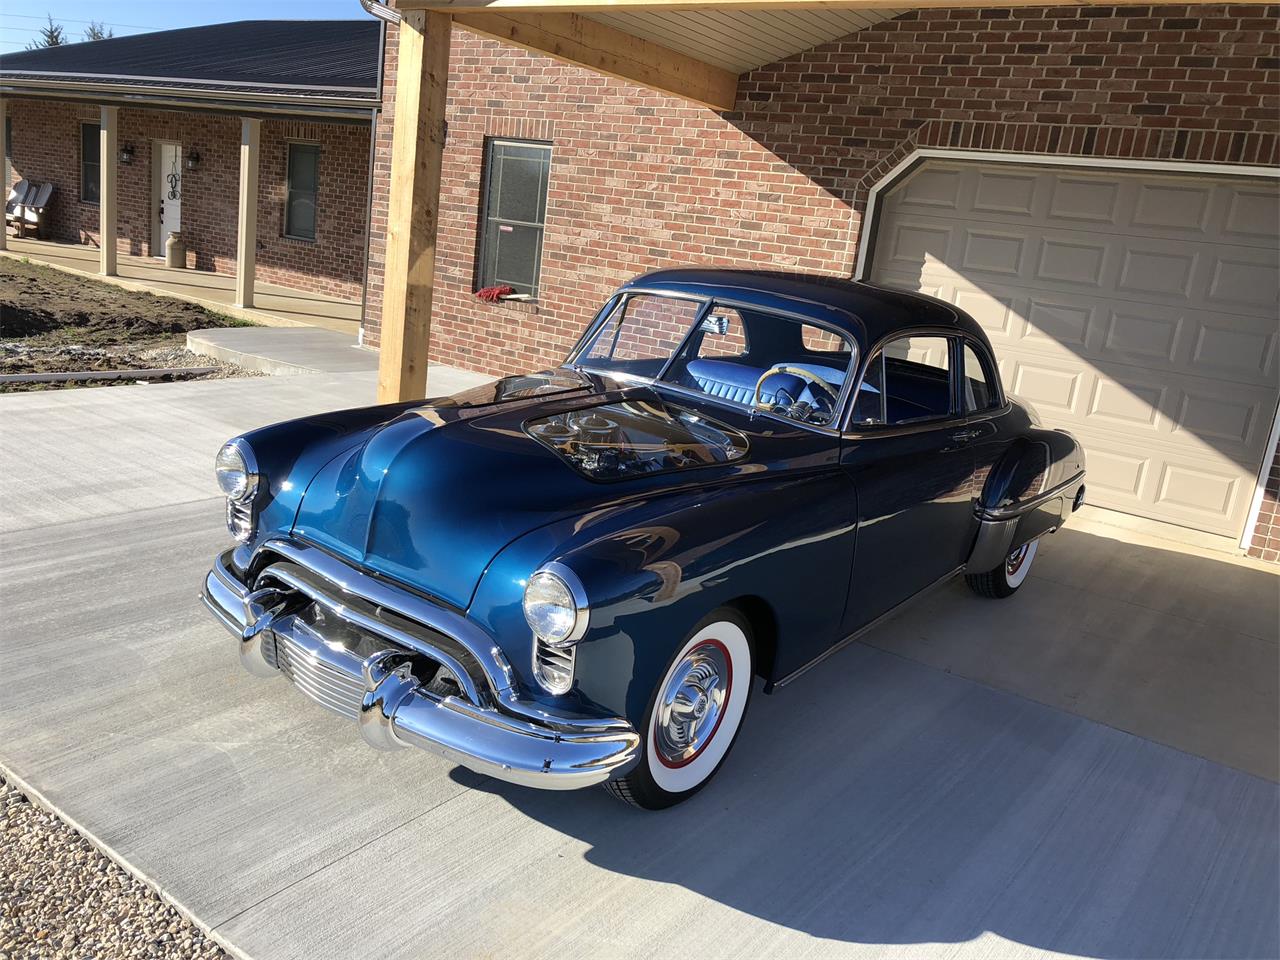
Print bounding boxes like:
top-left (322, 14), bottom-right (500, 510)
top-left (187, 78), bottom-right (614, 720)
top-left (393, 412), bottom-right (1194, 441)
top-left (202, 269), bottom-right (1085, 808)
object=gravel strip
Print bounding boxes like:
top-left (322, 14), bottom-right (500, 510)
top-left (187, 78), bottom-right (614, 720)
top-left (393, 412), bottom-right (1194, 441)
top-left (0, 773), bottom-right (230, 960)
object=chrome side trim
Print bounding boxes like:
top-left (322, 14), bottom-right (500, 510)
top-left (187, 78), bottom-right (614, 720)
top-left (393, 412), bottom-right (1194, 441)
top-left (770, 566), bottom-right (965, 690)
top-left (978, 471), bottom-right (1085, 521)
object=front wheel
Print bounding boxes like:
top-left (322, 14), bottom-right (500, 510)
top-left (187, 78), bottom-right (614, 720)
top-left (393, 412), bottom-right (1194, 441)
top-left (965, 538), bottom-right (1038, 599)
top-left (604, 608), bottom-right (754, 810)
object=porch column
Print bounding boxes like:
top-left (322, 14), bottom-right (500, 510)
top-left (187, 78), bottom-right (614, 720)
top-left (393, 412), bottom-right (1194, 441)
top-left (99, 105), bottom-right (118, 276)
top-left (235, 117), bottom-right (261, 308)
top-left (377, 10), bottom-right (451, 403)
top-left (0, 97), bottom-right (7, 253)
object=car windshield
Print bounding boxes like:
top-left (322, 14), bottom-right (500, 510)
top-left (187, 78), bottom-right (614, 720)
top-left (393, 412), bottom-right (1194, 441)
top-left (573, 293), bottom-right (856, 427)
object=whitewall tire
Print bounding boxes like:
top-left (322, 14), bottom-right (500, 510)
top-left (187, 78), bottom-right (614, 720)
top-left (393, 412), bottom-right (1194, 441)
top-left (605, 608), bottom-right (753, 809)
top-left (965, 538), bottom-right (1039, 599)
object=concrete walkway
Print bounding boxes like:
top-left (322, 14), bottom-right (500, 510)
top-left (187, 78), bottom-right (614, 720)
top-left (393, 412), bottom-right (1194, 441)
top-left (1, 236), bottom-right (361, 334)
top-left (187, 327), bottom-right (379, 375)
top-left (1, 372), bottom-right (1277, 960)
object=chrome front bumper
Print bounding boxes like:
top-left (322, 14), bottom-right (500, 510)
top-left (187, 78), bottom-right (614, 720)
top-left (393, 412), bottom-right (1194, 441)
top-left (202, 545), bottom-right (640, 790)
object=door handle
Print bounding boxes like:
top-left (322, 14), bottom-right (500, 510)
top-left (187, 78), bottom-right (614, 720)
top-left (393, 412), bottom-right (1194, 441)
top-left (950, 428), bottom-right (980, 443)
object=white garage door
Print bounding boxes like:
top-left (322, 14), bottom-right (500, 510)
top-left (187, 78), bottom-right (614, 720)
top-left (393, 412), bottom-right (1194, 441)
top-left (869, 159), bottom-right (1280, 537)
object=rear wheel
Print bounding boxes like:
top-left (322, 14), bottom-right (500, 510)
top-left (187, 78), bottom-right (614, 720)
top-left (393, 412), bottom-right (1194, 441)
top-left (604, 608), bottom-right (753, 810)
top-left (965, 538), bottom-right (1038, 599)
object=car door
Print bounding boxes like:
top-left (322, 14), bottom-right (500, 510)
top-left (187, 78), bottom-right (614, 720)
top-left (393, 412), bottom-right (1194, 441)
top-left (839, 333), bottom-right (977, 631)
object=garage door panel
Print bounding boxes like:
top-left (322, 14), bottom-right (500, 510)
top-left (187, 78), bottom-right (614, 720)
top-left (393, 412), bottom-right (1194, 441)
top-left (1205, 247), bottom-right (1280, 311)
top-left (870, 160), bottom-right (1280, 536)
top-left (1223, 186), bottom-right (1280, 239)
top-left (883, 161), bottom-right (1279, 249)
top-left (888, 271), bottom-right (1277, 387)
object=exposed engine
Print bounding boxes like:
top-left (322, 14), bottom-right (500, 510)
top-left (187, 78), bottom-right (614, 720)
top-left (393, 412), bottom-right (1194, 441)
top-left (526, 400), bottom-right (748, 480)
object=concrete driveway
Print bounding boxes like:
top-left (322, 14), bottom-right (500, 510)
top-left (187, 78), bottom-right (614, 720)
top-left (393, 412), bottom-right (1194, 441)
top-left (2, 371), bottom-right (1277, 960)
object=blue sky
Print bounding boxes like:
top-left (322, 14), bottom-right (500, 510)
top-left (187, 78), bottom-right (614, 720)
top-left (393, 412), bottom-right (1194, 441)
top-left (1, 1), bottom-right (361, 51)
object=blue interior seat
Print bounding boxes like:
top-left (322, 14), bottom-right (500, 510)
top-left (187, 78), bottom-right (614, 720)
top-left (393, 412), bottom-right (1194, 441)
top-left (686, 359), bottom-right (804, 406)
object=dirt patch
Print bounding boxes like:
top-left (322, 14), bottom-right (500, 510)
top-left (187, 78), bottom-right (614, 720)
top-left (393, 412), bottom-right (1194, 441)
top-left (0, 257), bottom-right (257, 391)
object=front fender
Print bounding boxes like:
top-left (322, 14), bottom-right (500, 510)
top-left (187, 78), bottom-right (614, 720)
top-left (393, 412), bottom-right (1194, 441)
top-left (468, 470), bottom-right (857, 726)
top-left (227, 402), bottom-right (418, 568)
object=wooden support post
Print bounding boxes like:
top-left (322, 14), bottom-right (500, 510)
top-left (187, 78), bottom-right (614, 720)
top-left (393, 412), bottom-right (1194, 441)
top-left (99, 106), bottom-right (118, 276)
top-left (235, 117), bottom-right (261, 308)
top-left (0, 97), bottom-right (7, 253)
top-left (377, 10), bottom-right (452, 404)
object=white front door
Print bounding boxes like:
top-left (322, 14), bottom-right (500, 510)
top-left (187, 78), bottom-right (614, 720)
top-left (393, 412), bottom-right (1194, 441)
top-left (155, 141), bottom-right (182, 255)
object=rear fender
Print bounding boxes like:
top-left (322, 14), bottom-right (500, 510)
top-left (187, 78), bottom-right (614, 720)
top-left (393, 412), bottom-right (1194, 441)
top-left (967, 429), bottom-right (1085, 573)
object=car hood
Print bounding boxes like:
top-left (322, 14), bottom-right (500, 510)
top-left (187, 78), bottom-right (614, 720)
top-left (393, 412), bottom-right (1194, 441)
top-left (290, 369), bottom-right (754, 610)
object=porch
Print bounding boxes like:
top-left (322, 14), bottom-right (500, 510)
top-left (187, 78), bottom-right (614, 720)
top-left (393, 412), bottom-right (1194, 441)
top-left (0, 236), bottom-right (362, 335)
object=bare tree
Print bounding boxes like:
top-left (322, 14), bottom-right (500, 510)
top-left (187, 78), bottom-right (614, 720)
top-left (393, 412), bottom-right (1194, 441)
top-left (26, 15), bottom-right (66, 48)
top-left (83, 21), bottom-right (115, 42)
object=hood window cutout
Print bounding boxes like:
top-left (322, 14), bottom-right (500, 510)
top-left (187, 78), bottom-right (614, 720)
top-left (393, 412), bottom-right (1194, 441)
top-left (526, 400), bottom-right (747, 481)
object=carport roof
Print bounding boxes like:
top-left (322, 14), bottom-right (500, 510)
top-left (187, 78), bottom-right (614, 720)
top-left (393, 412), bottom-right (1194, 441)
top-left (0, 20), bottom-right (380, 108)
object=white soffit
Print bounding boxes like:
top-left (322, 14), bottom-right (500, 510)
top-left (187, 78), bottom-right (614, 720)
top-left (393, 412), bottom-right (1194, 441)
top-left (585, 7), bottom-right (902, 74)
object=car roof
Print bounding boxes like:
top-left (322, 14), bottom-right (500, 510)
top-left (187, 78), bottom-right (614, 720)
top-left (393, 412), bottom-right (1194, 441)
top-left (616, 267), bottom-right (988, 352)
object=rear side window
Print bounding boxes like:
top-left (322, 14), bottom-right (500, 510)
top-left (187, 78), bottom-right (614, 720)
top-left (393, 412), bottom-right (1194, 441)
top-left (963, 343), bottom-right (999, 413)
top-left (853, 335), bottom-right (954, 426)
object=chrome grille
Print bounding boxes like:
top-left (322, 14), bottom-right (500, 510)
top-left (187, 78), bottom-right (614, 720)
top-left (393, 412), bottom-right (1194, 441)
top-left (275, 624), bottom-right (367, 720)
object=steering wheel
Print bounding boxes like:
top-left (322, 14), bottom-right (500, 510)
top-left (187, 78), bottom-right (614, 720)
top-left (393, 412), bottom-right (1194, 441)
top-left (751, 365), bottom-right (840, 416)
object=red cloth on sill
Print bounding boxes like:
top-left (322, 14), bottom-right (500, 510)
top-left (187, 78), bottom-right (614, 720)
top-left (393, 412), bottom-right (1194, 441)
top-left (476, 285), bottom-right (515, 303)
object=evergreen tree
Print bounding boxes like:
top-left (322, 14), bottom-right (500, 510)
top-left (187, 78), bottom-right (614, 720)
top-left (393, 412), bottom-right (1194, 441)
top-left (26, 15), bottom-right (66, 48)
top-left (83, 21), bottom-right (115, 42)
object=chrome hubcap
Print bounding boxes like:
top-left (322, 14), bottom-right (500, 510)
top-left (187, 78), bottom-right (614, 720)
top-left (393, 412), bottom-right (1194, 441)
top-left (1006, 544), bottom-right (1029, 576)
top-left (654, 641), bottom-right (731, 767)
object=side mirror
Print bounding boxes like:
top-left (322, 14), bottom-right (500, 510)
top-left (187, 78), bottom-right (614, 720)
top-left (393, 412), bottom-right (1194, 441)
top-left (700, 315), bottom-right (730, 336)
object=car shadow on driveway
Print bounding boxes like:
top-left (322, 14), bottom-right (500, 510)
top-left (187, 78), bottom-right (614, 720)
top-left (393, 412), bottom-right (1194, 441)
top-left (450, 534), bottom-right (1279, 959)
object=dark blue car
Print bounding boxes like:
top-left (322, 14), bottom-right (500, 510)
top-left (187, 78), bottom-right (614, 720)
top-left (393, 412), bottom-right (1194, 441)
top-left (202, 269), bottom-right (1086, 809)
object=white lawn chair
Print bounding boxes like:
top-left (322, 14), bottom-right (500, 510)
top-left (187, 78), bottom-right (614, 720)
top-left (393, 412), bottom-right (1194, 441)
top-left (13, 182), bottom-right (52, 238)
top-left (5, 180), bottom-right (33, 231)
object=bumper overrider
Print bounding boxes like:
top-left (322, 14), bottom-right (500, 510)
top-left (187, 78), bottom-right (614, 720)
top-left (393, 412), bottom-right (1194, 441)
top-left (201, 538), bottom-right (640, 789)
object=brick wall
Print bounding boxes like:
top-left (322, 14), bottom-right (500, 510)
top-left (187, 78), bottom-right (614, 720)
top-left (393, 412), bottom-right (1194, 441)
top-left (362, 6), bottom-right (1279, 376)
top-left (6, 99), bottom-right (371, 301)
top-left (1248, 445), bottom-right (1280, 562)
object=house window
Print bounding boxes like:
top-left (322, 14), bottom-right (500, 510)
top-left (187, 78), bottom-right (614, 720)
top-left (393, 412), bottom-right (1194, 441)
top-left (477, 139), bottom-right (551, 297)
top-left (285, 142), bottom-right (320, 241)
top-left (80, 122), bottom-right (100, 205)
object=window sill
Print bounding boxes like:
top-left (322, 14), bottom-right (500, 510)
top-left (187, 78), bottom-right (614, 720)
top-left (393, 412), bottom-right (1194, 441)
top-left (282, 234), bottom-right (317, 244)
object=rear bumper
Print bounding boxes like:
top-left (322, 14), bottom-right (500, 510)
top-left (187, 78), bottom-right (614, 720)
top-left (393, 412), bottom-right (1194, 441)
top-left (202, 548), bottom-right (640, 790)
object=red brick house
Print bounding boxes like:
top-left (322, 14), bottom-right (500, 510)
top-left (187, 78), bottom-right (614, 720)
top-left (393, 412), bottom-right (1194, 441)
top-left (2, 7), bottom-right (1277, 560)
top-left (0, 21), bottom-right (381, 303)
top-left (357, 4), bottom-right (1279, 561)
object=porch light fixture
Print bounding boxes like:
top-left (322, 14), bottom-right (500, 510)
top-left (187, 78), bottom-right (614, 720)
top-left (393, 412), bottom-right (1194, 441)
top-left (185, 149), bottom-right (201, 170)
top-left (119, 144), bottom-right (135, 165)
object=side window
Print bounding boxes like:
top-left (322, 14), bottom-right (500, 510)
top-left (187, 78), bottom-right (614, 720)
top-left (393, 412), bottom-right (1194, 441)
top-left (477, 139), bottom-right (552, 297)
top-left (962, 343), bottom-right (999, 413)
top-left (80, 122), bottom-right (100, 204)
top-left (285, 142), bottom-right (320, 241)
top-left (853, 335), bottom-right (954, 426)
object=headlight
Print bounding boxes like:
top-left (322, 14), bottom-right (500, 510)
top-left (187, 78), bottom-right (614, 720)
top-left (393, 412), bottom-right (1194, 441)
top-left (215, 441), bottom-right (258, 502)
top-left (522, 565), bottom-right (588, 646)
